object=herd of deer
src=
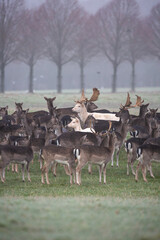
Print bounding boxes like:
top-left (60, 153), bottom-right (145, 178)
top-left (0, 88), bottom-right (159, 185)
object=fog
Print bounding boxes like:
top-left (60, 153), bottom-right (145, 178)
top-left (5, 0), bottom-right (160, 92)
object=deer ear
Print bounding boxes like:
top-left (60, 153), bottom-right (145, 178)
top-left (44, 97), bottom-right (47, 101)
top-left (6, 106), bottom-right (8, 110)
top-left (52, 97), bottom-right (56, 101)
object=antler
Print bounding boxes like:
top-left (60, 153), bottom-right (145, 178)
top-left (75, 88), bottom-right (100, 104)
top-left (79, 89), bottom-right (88, 102)
top-left (120, 93), bottom-right (144, 109)
top-left (132, 95), bottom-right (144, 107)
top-left (75, 89), bottom-right (88, 103)
top-left (88, 88), bottom-right (100, 102)
top-left (120, 92), bottom-right (132, 109)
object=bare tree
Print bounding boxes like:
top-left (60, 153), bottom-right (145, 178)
top-left (73, 13), bottom-right (98, 91)
top-left (39, 0), bottom-right (82, 93)
top-left (18, 9), bottom-right (45, 93)
top-left (147, 3), bottom-right (160, 60)
top-left (0, 0), bottom-right (24, 93)
top-left (94, 0), bottom-right (139, 93)
top-left (126, 18), bottom-right (148, 92)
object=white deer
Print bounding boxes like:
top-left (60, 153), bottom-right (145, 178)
top-left (72, 102), bottom-right (119, 123)
top-left (67, 117), bottom-right (95, 133)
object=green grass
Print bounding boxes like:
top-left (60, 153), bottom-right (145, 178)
top-left (0, 91), bottom-right (160, 240)
top-left (0, 197), bottom-right (160, 240)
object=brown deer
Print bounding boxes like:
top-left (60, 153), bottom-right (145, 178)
top-left (0, 145), bottom-right (33, 183)
top-left (75, 131), bottom-right (116, 185)
top-left (41, 145), bottom-right (76, 185)
top-left (110, 108), bottom-right (130, 167)
top-left (135, 143), bottom-right (160, 182)
top-left (125, 137), bottom-right (148, 176)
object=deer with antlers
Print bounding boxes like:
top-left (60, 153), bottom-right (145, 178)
top-left (72, 88), bottom-right (119, 123)
top-left (120, 92), bottom-right (144, 110)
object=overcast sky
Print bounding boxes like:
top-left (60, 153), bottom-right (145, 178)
top-left (25, 0), bottom-right (160, 15)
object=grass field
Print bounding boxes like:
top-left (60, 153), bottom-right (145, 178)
top-left (0, 90), bottom-right (160, 240)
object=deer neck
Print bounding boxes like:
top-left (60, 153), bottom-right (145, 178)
top-left (74, 125), bottom-right (82, 131)
top-left (23, 116), bottom-right (32, 137)
top-left (108, 134), bottom-right (116, 155)
top-left (120, 122), bottom-right (128, 139)
top-left (145, 115), bottom-right (152, 134)
top-left (78, 106), bottom-right (89, 123)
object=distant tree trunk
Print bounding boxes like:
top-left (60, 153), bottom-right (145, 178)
top-left (29, 63), bottom-right (34, 93)
top-left (0, 63), bottom-right (5, 93)
top-left (57, 64), bottom-right (62, 93)
top-left (131, 61), bottom-right (135, 92)
top-left (112, 63), bottom-right (118, 93)
top-left (80, 61), bottom-right (85, 91)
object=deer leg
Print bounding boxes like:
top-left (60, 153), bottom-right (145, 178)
top-left (41, 164), bottom-right (46, 184)
top-left (64, 165), bottom-right (70, 176)
top-left (135, 162), bottom-right (141, 182)
top-left (111, 155), bottom-right (114, 167)
top-left (70, 161), bottom-right (76, 184)
top-left (15, 164), bottom-right (18, 173)
top-left (76, 161), bottom-right (86, 185)
top-left (148, 163), bottom-right (155, 178)
top-left (12, 164), bottom-right (15, 172)
top-left (0, 168), bottom-right (5, 183)
top-left (127, 153), bottom-right (132, 175)
top-left (51, 162), bottom-right (58, 177)
top-left (26, 163), bottom-right (31, 182)
top-left (45, 163), bottom-right (51, 185)
top-left (99, 165), bottom-right (102, 183)
top-left (88, 164), bottom-right (92, 174)
top-left (142, 164), bottom-right (147, 182)
top-left (73, 168), bottom-right (76, 184)
top-left (103, 163), bottom-right (107, 184)
top-left (39, 153), bottom-right (43, 170)
top-left (22, 164), bottom-right (25, 182)
top-left (131, 162), bottom-right (136, 176)
top-left (116, 148), bottom-right (120, 167)
top-left (127, 160), bottom-right (130, 176)
top-left (2, 168), bottom-right (5, 181)
top-left (67, 164), bottom-right (73, 185)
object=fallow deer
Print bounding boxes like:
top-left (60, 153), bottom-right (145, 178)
top-left (125, 137), bottom-right (148, 176)
top-left (67, 117), bottom-right (95, 133)
top-left (41, 145), bottom-right (76, 185)
top-left (0, 145), bottom-right (33, 183)
top-left (135, 143), bottom-right (160, 182)
top-left (75, 131), bottom-right (116, 185)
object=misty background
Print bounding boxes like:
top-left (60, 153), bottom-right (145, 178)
top-left (4, 0), bottom-right (160, 92)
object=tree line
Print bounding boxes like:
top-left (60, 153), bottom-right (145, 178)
top-left (0, 0), bottom-right (159, 93)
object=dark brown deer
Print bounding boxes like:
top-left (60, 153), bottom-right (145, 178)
top-left (110, 108), bottom-right (130, 167)
top-left (0, 106), bottom-right (8, 118)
